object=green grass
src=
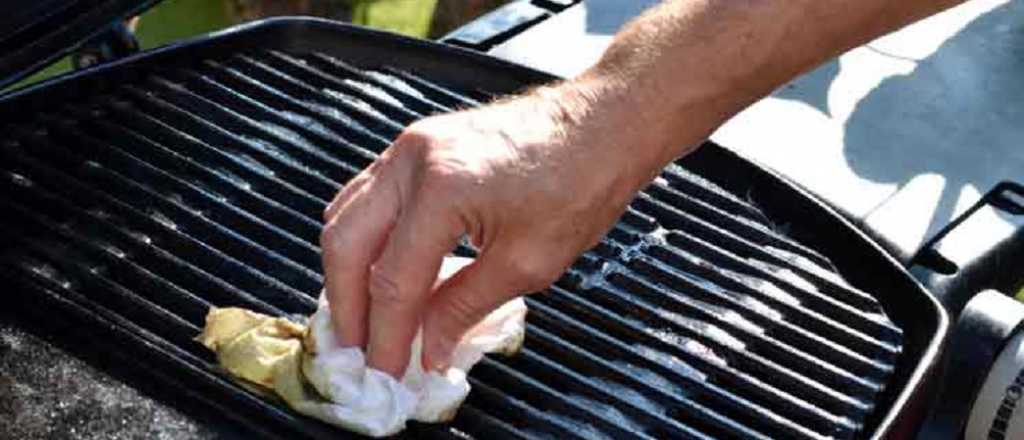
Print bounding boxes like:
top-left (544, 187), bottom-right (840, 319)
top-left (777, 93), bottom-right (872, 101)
top-left (134, 0), bottom-right (232, 49)
top-left (351, 0), bottom-right (439, 37)
top-left (10, 0), bottom-right (231, 91)
top-left (17, 58), bottom-right (74, 90)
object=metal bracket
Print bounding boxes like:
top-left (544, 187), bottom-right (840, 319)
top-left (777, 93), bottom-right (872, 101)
top-left (910, 181), bottom-right (1024, 273)
top-left (71, 20), bottom-right (140, 70)
top-left (441, 0), bottom-right (557, 51)
top-left (909, 181), bottom-right (1024, 316)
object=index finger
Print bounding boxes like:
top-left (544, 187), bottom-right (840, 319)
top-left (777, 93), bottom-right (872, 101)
top-left (320, 179), bottom-right (399, 348)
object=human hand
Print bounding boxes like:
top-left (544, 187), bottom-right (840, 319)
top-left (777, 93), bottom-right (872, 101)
top-left (319, 78), bottom-right (687, 376)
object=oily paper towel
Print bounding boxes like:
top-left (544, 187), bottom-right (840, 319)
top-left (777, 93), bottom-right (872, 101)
top-left (197, 257), bottom-right (527, 437)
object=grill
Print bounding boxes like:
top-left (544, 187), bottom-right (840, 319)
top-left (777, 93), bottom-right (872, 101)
top-left (0, 17), bottom-right (946, 440)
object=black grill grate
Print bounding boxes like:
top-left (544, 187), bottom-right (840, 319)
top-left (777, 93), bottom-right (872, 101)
top-left (0, 47), bottom-right (902, 440)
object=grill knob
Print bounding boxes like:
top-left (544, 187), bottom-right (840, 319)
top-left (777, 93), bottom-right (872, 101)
top-left (922, 290), bottom-right (1024, 440)
top-left (965, 312), bottom-right (1024, 439)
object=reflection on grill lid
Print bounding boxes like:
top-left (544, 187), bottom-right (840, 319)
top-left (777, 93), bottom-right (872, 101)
top-left (0, 46), bottom-right (902, 439)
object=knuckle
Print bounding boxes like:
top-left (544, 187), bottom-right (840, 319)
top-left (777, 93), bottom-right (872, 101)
top-left (394, 121), bottom-right (437, 152)
top-left (402, 118), bottom-right (431, 134)
top-left (319, 223), bottom-right (346, 254)
top-left (439, 294), bottom-right (483, 331)
top-left (394, 123), bottom-right (482, 201)
top-left (322, 205), bottom-right (333, 222)
top-left (420, 163), bottom-right (465, 195)
top-left (367, 266), bottom-right (407, 308)
top-left (322, 201), bottom-right (340, 223)
top-left (424, 313), bottom-right (463, 354)
top-left (421, 317), bottom-right (460, 369)
top-left (507, 257), bottom-right (561, 292)
top-left (392, 132), bottom-right (475, 198)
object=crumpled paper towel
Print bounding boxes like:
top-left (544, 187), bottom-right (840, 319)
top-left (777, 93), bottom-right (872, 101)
top-left (196, 257), bottom-right (527, 437)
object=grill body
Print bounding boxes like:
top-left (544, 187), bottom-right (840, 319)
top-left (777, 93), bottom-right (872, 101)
top-left (0, 18), bottom-right (947, 439)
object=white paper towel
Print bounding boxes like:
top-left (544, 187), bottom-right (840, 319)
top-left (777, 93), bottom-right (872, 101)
top-left (198, 256), bottom-right (527, 437)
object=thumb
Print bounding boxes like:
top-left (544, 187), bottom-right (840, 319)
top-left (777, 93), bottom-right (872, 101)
top-left (421, 252), bottom-right (553, 371)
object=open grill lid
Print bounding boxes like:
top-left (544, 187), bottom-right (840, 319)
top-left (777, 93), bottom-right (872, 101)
top-left (0, 0), bottom-right (160, 90)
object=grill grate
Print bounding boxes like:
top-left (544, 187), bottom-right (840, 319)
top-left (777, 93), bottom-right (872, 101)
top-left (0, 47), bottom-right (903, 440)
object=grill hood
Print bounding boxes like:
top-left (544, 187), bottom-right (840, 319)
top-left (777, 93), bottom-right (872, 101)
top-left (0, 0), bottom-right (160, 90)
top-left (0, 17), bottom-right (949, 439)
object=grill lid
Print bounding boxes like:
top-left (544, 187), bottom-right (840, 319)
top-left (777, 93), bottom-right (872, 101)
top-left (0, 0), bottom-right (160, 90)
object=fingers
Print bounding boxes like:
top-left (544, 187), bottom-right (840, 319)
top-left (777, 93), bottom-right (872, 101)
top-left (320, 179), bottom-right (398, 348)
top-left (420, 247), bottom-right (561, 371)
top-left (419, 256), bottom-right (516, 371)
top-left (365, 200), bottom-right (464, 376)
top-left (325, 149), bottom-right (394, 222)
top-left (323, 168), bottom-right (372, 222)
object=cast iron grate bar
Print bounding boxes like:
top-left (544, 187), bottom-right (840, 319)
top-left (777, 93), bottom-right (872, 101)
top-left (113, 87), bottom-right (333, 216)
top-left (644, 179), bottom-right (885, 314)
top-left (44, 114), bottom-right (323, 272)
top-left (268, 51), bottom-right (450, 115)
top-left (592, 263), bottom-right (883, 396)
top-left (0, 48), bottom-right (903, 440)
top-left (532, 283), bottom-right (857, 439)
top-left (253, 50), bottom-right (426, 123)
top-left (170, 67), bottom-right (382, 167)
top-left (94, 99), bottom-right (327, 228)
top-left (604, 220), bottom-right (898, 375)
top-left (377, 64), bottom-right (483, 108)
top-left (526, 294), bottom-right (823, 439)
top-left (0, 142), bottom-right (303, 316)
top-left (628, 194), bottom-right (901, 354)
top-left (564, 262), bottom-right (880, 410)
top-left (136, 78), bottom-right (348, 201)
top-left (226, 53), bottom-right (407, 138)
top-left (9, 126), bottom-right (325, 296)
top-left (79, 112), bottom-right (323, 246)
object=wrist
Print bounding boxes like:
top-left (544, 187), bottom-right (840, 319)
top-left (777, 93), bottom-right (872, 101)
top-left (526, 77), bottom-right (684, 195)
top-left (542, 73), bottom-right (704, 181)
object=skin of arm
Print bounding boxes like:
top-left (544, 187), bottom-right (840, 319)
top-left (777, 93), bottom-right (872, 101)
top-left (320, 0), bottom-right (966, 376)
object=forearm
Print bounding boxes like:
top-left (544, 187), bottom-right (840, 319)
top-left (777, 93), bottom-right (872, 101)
top-left (547, 0), bottom-right (964, 175)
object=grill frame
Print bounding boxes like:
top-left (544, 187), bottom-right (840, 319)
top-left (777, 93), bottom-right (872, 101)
top-left (0, 17), bottom-right (949, 439)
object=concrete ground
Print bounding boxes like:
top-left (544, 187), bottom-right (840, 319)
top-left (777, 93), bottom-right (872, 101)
top-left (490, 0), bottom-right (1024, 271)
